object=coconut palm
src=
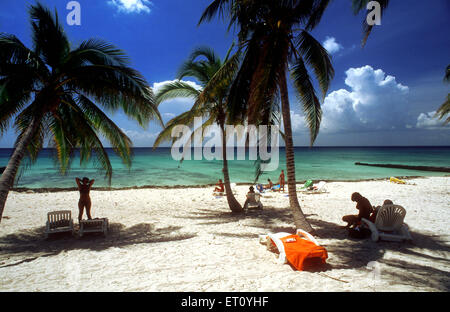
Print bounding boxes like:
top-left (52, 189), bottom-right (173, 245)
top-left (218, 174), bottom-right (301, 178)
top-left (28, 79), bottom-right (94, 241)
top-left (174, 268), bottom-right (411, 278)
top-left (153, 46), bottom-right (244, 212)
top-left (0, 3), bottom-right (161, 222)
top-left (199, 0), bottom-right (334, 232)
top-left (436, 65), bottom-right (450, 125)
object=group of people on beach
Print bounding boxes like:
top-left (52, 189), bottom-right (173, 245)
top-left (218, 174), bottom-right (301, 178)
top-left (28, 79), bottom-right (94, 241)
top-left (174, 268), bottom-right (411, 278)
top-left (213, 170), bottom-right (286, 194)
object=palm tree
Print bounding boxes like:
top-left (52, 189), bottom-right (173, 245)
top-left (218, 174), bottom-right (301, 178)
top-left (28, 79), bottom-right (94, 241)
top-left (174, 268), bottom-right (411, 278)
top-left (0, 3), bottom-right (161, 223)
top-left (436, 65), bottom-right (450, 125)
top-left (153, 46), bottom-right (244, 212)
top-left (199, 0), bottom-right (334, 232)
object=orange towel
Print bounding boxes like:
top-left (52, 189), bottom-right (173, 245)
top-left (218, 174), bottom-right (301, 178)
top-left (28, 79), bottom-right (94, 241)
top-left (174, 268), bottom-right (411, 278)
top-left (278, 234), bottom-right (328, 271)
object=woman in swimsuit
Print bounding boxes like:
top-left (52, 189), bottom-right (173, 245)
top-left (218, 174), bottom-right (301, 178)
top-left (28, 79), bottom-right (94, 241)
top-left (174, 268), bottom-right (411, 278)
top-left (76, 177), bottom-right (95, 223)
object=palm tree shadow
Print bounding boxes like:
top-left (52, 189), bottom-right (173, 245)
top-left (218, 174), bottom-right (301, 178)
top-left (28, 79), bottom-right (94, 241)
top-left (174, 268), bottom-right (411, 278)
top-left (0, 222), bottom-right (196, 268)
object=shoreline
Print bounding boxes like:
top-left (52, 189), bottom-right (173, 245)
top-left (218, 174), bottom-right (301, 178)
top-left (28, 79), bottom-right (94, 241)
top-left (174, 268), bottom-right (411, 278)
top-left (10, 174), bottom-right (448, 193)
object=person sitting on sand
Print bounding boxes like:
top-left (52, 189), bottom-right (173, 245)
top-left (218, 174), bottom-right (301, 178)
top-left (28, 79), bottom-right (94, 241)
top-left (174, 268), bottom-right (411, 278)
top-left (264, 179), bottom-right (273, 190)
top-left (369, 199), bottom-right (394, 222)
top-left (278, 170), bottom-right (285, 192)
top-left (76, 177), bottom-right (95, 223)
top-left (243, 186), bottom-right (256, 210)
top-left (214, 179), bottom-right (224, 193)
top-left (342, 192), bottom-right (373, 229)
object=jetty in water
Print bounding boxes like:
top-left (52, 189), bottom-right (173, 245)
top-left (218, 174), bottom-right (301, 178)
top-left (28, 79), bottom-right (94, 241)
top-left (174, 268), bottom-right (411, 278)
top-left (355, 162), bottom-right (450, 173)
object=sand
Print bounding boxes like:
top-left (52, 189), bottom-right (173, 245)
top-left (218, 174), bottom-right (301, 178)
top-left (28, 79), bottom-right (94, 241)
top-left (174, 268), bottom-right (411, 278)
top-left (0, 176), bottom-right (449, 292)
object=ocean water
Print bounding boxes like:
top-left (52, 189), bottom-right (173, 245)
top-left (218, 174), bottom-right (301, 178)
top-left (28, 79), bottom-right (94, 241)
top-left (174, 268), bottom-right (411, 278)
top-left (0, 147), bottom-right (449, 189)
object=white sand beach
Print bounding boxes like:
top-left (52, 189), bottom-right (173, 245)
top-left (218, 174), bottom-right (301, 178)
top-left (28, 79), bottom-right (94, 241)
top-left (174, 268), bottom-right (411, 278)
top-left (0, 176), bottom-right (449, 292)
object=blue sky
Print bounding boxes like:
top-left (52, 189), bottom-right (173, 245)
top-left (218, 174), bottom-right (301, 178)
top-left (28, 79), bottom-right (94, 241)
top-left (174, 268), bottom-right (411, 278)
top-left (0, 0), bottom-right (449, 147)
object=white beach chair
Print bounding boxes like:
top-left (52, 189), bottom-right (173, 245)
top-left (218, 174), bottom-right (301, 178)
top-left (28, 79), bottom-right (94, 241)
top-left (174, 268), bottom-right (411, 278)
top-left (45, 210), bottom-right (74, 238)
top-left (302, 181), bottom-right (327, 194)
top-left (244, 193), bottom-right (263, 211)
top-left (361, 205), bottom-right (412, 242)
top-left (79, 218), bottom-right (109, 237)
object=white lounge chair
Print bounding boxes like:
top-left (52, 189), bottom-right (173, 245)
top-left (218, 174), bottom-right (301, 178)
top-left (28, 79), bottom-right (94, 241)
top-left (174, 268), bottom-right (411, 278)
top-left (79, 218), bottom-right (109, 237)
top-left (45, 210), bottom-right (74, 238)
top-left (361, 205), bottom-right (412, 242)
top-left (244, 193), bottom-right (263, 211)
top-left (301, 181), bottom-right (327, 194)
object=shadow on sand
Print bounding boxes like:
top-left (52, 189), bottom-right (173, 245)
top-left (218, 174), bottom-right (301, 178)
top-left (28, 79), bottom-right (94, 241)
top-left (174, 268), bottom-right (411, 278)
top-left (178, 205), bottom-right (450, 290)
top-left (0, 222), bottom-right (196, 268)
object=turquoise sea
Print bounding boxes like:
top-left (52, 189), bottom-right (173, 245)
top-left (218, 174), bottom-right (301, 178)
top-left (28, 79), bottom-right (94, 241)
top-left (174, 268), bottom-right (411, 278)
top-left (1, 147), bottom-right (449, 189)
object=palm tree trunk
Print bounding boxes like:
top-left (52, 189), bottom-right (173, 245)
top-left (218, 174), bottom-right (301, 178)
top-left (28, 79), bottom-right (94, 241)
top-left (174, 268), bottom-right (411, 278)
top-left (0, 116), bottom-right (41, 223)
top-left (279, 76), bottom-right (314, 233)
top-left (220, 122), bottom-right (243, 213)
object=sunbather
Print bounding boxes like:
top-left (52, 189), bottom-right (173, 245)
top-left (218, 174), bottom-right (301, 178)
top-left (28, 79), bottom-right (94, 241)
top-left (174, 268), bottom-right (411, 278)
top-left (214, 179), bottom-right (224, 193)
top-left (369, 199), bottom-right (394, 222)
top-left (342, 192), bottom-right (373, 229)
top-left (76, 177), bottom-right (95, 223)
top-left (264, 179), bottom-right (273, 189)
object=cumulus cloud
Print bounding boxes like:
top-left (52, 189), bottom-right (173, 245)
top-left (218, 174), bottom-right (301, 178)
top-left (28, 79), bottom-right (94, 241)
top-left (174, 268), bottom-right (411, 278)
top-left (152, 80), bottom-right (202, 95)
top-left (416, 111), bottom-right (449, 129)
top-left (108, 0), bottom-right (153, 14)
top-left (121, 128), bottom-right (157, 146)
top-left (322, 36), bottom-right (343, 54)
top-left (320, 65), bottom-right (410, 133)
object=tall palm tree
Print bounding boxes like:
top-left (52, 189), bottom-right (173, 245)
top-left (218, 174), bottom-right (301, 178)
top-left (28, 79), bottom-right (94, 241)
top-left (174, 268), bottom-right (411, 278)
top-left (436, 65), bottom-right (450, 125)
top-left (0, 3), bottom-right (161, 223)
top-left (153, 46), bottom-right (244, 212)
top-left (199, 0), bottom-right (334, 232)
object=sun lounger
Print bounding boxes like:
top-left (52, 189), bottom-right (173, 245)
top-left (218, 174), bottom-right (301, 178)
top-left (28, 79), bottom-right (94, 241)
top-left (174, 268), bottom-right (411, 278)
top-left (244, 193), bottom-right (263, 210)
top-left (79, 218), bottom-right (109, 237)
top-left (297, 179), bottom-right (313, 191)
top-left (45, 210), bottom-right (74, 238)
top-left (361, 204), bottom-right (412, 242)
top-left (300, 181), bottom-right (327, 194)
top-left (261, 229), bottom-right (328, 270)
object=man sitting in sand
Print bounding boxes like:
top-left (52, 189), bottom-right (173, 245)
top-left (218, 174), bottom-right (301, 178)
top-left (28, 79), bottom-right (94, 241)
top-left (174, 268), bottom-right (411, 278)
top-left (76, 177), bottom-right (95, 223)
top-left (214, 179), bottom-right (224, 193)
top-left (264, 179), bottom-right (273, 190)
top-left (342, 192), bottom-right (373, 229)
top-left (369, 199), bottom-right (394, 222)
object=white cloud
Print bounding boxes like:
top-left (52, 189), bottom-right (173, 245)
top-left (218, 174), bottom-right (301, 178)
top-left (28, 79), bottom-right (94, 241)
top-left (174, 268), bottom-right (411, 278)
top-left (320, 65), bottom-right (410, 133)
top-left (121, 128), bottom-right (157, 146)
top-left (152, 80), bottom-right (202, 94)
top-left (416, 111), bottom-right (449, 129)
top-left (323, 36), bottom-right (343, 54)
top-left (108, 0), bottom-right (153, 14)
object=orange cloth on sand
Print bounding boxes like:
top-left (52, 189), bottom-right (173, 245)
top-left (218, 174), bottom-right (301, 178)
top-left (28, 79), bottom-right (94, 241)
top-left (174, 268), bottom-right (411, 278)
top-left (278, 234), bottom-right (328, 271)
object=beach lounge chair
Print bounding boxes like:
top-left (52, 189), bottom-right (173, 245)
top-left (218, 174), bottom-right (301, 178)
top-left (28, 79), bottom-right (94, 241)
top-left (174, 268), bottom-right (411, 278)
top-left (297, 179), bottom-right (313, 191)
top-left (300, 181), bottom-right (327, 194)
top-left (79, 218), bottom-right (109, 237)
top-left (45, 210), bottom-right (74, 238)
top-left (261, 229), bottom-right (328, 271)
top-left (361, 205), bottom-right (412, 242)
top-left (244, 193), bottom-right (263, 211)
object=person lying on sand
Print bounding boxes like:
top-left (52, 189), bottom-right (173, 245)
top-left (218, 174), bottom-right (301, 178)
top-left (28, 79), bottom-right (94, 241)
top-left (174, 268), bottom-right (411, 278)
top-left (214, 179), bottom-right (224, 193)
top-left (369, 199), bottom-right (394, 222)
top-left (342, 192), bottom-right (373, 229)
top-left (76, 177), bottom-right (95, 223)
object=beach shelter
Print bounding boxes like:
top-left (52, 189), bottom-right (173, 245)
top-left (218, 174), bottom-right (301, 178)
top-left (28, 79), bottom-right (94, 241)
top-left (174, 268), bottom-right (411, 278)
top-left (261, 230), bottom-right (328, 271)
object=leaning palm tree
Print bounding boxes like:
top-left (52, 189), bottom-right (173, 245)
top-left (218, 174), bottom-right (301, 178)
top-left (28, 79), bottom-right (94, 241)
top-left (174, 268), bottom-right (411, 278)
top-left (153, 46), bottom-right (244, 212)
top-left (0, 3), bottom-right (161, 223)
top-left (436, 65), bottom-right (450, 125)
top-left (199, 0), bottom-right (334, 232)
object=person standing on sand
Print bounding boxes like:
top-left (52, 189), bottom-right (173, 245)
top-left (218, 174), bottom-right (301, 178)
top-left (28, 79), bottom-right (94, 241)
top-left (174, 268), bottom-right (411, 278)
top-left (214, 179), bottom-right (224, 193)
top-left (342, 192), bottom-right (373, 228)
top-left (76, 177), bottom-right (95, 223)
top-left (278, 170), bottom-right (285, 192)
